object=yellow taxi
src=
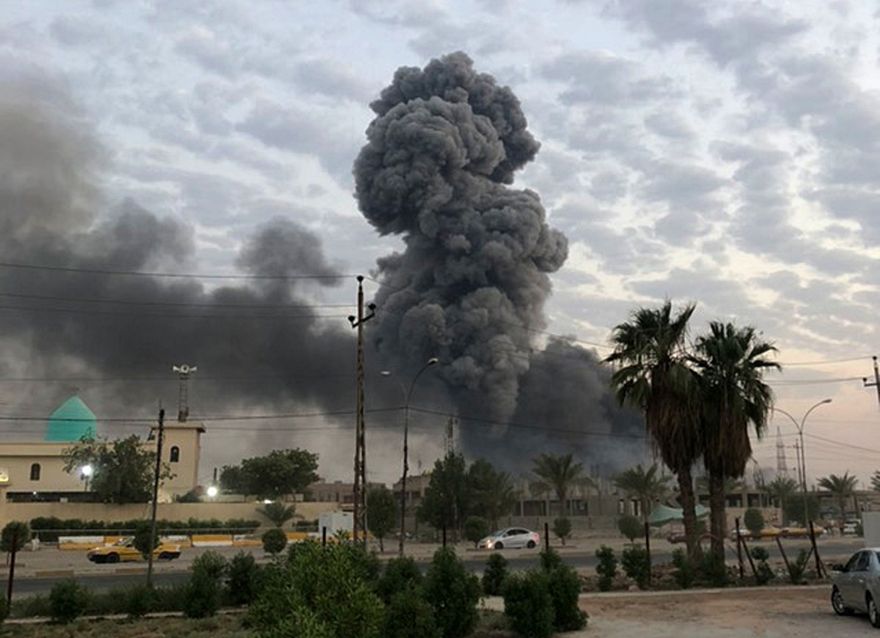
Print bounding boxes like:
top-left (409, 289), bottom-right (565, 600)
top-left (87, 537), bottom-right (182, 563)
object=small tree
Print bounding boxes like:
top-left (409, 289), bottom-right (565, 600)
top-left (423, 548), bottom-right (480, 638)
top-left (595, 546), bottom-right (617, 592)
top-left (552, 517), bottom-right (572, 546)
top-left (367, 486), bottom-right (398, 552)
top-left (262, 528), bottom-right (287, 555)
top-left (617, 514), bottom-right (642, 543)
top-left (133, 521), bottom-right (159, 558)
top-left (482, 553), bottom-right (508, 596)
top-left (502, 571), bottom-right (554, 638)
top-left (418, 453), bottom-right (470, 537)
top-left (0, 521), bottom-right (30, 553)
top-left (257, 501), bottom-right (297, 528)
top-left (183, 551), bottom-right (228, 618)
top-left (220, 448), bottom-right (319, 500)
top-left (743, 508), bottom-right (764, 538)
top-left (49, 580), bottom-right (90, 624)
top-left (464, 516), bottom-right (489, 548)
top-left (621, 545), bottom-right (650, 589)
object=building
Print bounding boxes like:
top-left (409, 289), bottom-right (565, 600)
top-left (307, 480), bottom-right (385, 508)
top-left (0, 395), bottom-right (203, 501)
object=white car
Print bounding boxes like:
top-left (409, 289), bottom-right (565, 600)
top-left (478, 527), bottom-right (540, 550)
top-left (843, 520), bottom-right (861, 535)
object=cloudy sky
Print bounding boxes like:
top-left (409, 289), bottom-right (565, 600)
top-left (3, 0), bottom-right (880, 486)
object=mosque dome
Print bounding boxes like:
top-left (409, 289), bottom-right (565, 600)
top-left (45, 396), bottom-right (97, 442)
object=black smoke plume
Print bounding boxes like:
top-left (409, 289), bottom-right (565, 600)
top-left (355, 52), bottom-right (643, 469)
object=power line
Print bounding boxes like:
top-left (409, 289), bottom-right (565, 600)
top-left (0, 261), bottom-right (356, 281)
top-left (0, 291), bottom-right (350, 310)
top-left (0, 304), bottom-right (349, 321)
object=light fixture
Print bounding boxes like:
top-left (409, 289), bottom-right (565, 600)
top-left (206, 485), bottom-right (219, 498)
top-left (81, 464), bottom-right (94, 478)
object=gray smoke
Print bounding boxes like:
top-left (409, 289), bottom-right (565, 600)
top-left (355, 53), bottom-right (643, 469)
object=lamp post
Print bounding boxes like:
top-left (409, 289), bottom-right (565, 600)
top-left (80, 464), bottom-right (93, 493)
top-left (773, 399), bottom-right (832, 524)
top-left (382, 357), bottom-right (438, 557)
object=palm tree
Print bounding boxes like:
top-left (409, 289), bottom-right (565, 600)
top-left (605, 301), bottom-right (703, 559)
top-left (871, 470), bottom-right (880, 492)
top-left (818, 472), bottom-right (859, 530)
top-left (765, 475), bottom-right (798, 522)
top-left (531, 453), bottom-right (594, 516)
top-left (258, 501), bottom-right (297, 528)
top-left (695, 475), bottom-right (745, 498)
top-left (468, 459), bottom-right (519, 529)
top-left (613, 463), bottom-right (671, 523)
top-left (691, 322), bottom-right (779, 560)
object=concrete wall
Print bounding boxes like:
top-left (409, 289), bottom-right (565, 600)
top-left (0, 499), bottom-right (339, 528)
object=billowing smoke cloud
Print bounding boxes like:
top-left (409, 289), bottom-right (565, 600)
top-left (355, 52), bottom-right (643, 468)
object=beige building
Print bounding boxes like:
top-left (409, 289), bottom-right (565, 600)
top-left (0, 395), bottom-right (203, 501)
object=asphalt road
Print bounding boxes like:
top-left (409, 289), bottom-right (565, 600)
top-left (8, 538), bottom-right (861, 598)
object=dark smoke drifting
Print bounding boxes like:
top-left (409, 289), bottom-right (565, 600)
top-left (355, 53), bottom-right (643, 469)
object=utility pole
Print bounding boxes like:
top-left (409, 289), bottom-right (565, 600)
top-left (348, 276), bottom-right (375, 544)
top-left (172, 364), bottom-right (197, 422)
top-left (146, 407), bottom-right (165, 587)
top-left (863, 356), bottom-right (880, 408)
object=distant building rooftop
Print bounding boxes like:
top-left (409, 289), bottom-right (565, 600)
top-left (45, 396), bottom-right (97, 442)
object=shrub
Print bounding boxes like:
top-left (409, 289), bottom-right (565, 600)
top-left (786, 549), bottom-right (810, 584)
top-left (49, 580), bottom-right (89, 624)
top-left (0, 596), bottom-right (8, 624)
top-left (377, 557), bottom-right (423, 603)
top-left (262, 528), bottom-right (288, 555)
top-left (750, 547), bottom-right (774, 585)
top-left (617, 514), bottom-right (643, 543)
top-left (423, 548), bottom-right (481, 638)
top-left (552, 517), bottom-right (572, 546)
top-left (545, 564), bottom-right (587, 631)
top-left (743, 509), bottom-right (764, 538)
top-left (248, 541), bottom-right (384, 638)
top-left (124, 584), bottom-right (157, 619)
top-left (183, 551), bottom-right (228, 618)
top-left (132, 521), bottom-right (158, 558)
top-left (699, 551), bottom-right (728, 587)
top-left (226, 551), bottom-right (262, 606)
top-left (539, 547), bottom-right (563, 572)
top-left (464, 516), bottom-right (489, 548)
top-left (595, 545), bottom-right (617, 592)
top-left (621, 545), bottom-right (650, 589)
top-left (385, 587), bottom-right (441, 638)
top-left (502, 571), bottom-right (554, 638)
top-left (482, 553), bottom-right (508, 596)
top-left (671, 549), bottom-right (695, 589)
top-left (0, 521), bottom-right (30, 553)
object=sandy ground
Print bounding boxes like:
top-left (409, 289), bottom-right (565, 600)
top-left (567, 586), bottom-right (874, 637)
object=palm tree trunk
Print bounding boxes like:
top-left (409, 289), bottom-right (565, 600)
top-left (708, 471), bottom-right (727, 560)
top-left (677, 465), bottom-right (700, 561)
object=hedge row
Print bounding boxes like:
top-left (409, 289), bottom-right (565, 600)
top-left (29, 517), bottom-right (262, 541)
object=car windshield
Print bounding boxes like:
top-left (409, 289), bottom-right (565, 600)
top-left (114, 538), bottom-right (132, 546)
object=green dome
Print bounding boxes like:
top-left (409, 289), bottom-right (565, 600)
top-left (46, 396), bottom-right (97, 442)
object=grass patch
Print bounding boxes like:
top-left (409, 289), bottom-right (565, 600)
top-left (0, 614), bottom-right (251, 637)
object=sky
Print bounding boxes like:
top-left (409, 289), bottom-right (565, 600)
top-left (1, 0), bottom-right (879, 487)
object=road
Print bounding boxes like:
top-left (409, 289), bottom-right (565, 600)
top-left (8, 538), bottom-right (861, 598)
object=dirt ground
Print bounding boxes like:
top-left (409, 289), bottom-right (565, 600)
top-left (573, 585), bottom-right (874, 637)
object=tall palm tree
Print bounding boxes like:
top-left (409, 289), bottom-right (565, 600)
top-left (605, 301), bottom-right (703, 559)
top-left (691, 322), bottom-right (779, 560)
top-left (613, 463), bottom-right (671, 523)
top-left (818, 472), bottom-right (859, 530)
top-left (765, 475), bottom-right (798, 522)
top-left (531, 453), bottom-right (594, 516)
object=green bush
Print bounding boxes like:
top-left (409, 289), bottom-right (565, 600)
top-left (750, 547), bottom-right (774, 585)
top-left (377, 557), bottom-right (423, 603)
top-left (502, 571), bottom-right (554, 638)
top-left (743, 509), bottom-right (764, 538)
top-left (1, 521), bottom-right (30, 553)
top-left (552, 517), bottom-right (572, 546)
top-left (699, 551), bottom-right (728, 587)
top-left (423, 548), bottom-right (481, 638)
top-left (786, 549), bottom-right (810, 584)
top-left (183, 551), bottom-right (228, 618)
top-left (482, 553), bottom-right (508, 596)
top-left (464, 516), bottom-right (489, 548)
top-left (617, 514), bottom-right (643, 543)
top-left (132, 521), bottom-right (158, 557)
top-left (226, 551), bottom-right (262, 605)
top-left (621, 545), bottom-right (650, 589)
top-left (124, 584), bottom-right (157, 619)
top-left (262, 528), bottom-right (288, 555)
top-left (384, 587), bottom-right (441, 638)
top-left (595, 545), bottom-right (617, 591)
top-left (27, 517), bottom-right (262, 542)
top-left (539, 547), bottom-right (563, 572)
top-left (0, 595), bottom-right (8, 624)
top-left (248, 541), bottom-right (384, 638)
top-left (49, 580), bottom-right (90, 624)
top-left (545, 564), bottom-right (587, 631)
top-left (671, 549), bottom-right (695, 589)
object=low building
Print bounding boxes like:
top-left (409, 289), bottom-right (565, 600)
top-left (0, 395), bottom-right (203, 501)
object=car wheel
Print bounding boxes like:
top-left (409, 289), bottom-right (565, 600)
top-left (527, 540), bottom-right (536, 549)
top-left (494, 542), bottom-right (504, 550)
top-left (831, 587), bottom-right (853, 616)
top-left (868, 595), bottom-right (880, 628)
top-left (106, 553), bottom-right (119, 564)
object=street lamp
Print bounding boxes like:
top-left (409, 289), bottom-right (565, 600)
top-left (80, 464), bottom-right (93, 492)
top-left (773, 399), bottom-right (832, 525)
top-left (382, 357), bottom-right (439, 557)
top-left (206, 485), bottom-right (219, 499)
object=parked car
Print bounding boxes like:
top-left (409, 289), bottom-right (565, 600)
top-left (779, 525), bottom-right (825, 538)
top-left (729, 525), bottom-right (782, 541)
top-left (843, 520), bottom-right (861, 535)
top-left (87, 537), bottom-right (182, 563)
top-left (477, 528), bottom-right (540, 550)
top-left (831, 549), bottom-right (880, 627)
top-left (666, 531), bottom-right (711, 544)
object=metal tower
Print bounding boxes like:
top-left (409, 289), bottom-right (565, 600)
top-left (776, 426), bottom-right (788, 477)
top-left (172, 364), bottom-right (197, 422)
